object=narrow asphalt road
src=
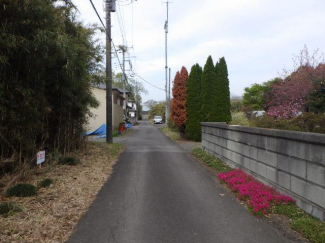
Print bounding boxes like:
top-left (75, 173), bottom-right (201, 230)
top-left (69, 121), bottom-right (295, 243)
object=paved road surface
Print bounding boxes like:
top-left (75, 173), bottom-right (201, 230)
top-left (69, 121), bottom-right (296, 243)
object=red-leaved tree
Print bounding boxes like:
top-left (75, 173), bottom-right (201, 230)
top-left (266, 46), bottom-right (325, 119)
top-left (266, 66), bottom-right (314, 119)
top-left (171, 66), bottom-right (188, 133)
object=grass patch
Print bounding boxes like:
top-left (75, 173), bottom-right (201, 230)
top-left (59, 156), bottom-right (80, 166)
top-left (38, 178), bottom-right (53, 188)
top-left (6, 184), bottom-right (37, 197)
top-left (0, 202), bottom-right (24, 216)
top-left (273, 204), bottom-right (309, 219)
top-left (159, 126), bottom-right (181, 140)
top-left (107, 143), bottom-right (124, 158)
top-left (274, 204), bottom-right (325, 243)
top-left (192, 148), bottom-right (232, 173)
top-left (113, 130), bottom-right (119, 137)
top-left (291, 218), bottom-right (325, 243)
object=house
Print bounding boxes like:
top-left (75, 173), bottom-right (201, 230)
top-left (127, 100), bottom-right (138, 124)
top-left (87, 84), bottom-right (131, 132)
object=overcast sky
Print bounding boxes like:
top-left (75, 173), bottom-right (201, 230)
top-left (74, 0), bottom-right (325, 104)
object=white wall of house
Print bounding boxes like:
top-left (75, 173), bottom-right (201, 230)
top-left (88, 87), bottom-right (106, 132)
top-left (87, 87), bottom-right (124, 132)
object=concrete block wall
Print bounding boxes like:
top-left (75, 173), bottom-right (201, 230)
top-left (201, 122), bottom-right (325, 221)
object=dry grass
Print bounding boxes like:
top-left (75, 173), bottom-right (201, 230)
top-left (0, 142), bottom-right (124, 243)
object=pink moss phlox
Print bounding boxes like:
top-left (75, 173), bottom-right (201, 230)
top-left (218, 169), bottom-right (295, 216)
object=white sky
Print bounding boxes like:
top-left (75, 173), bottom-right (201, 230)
top-left (74, 0), bottom-right (325, 104)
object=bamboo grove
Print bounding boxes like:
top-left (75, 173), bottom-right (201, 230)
top-left (0, 0), bottom-right (103, 167)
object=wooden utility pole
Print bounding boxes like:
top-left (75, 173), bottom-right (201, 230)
top-left (106, 0), bottom-right (115, 143)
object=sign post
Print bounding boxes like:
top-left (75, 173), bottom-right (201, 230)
top-left (37, 150), bottom-right (46, 167)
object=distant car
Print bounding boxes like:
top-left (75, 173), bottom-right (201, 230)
top-left (153, 116), bottom-right (163, 124)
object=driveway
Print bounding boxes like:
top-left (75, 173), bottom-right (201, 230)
top-left (69, 121), bottom-right (297, 243)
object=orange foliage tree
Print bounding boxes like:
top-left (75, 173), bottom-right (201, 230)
top-left (171, 66), bottom-right (188, 133)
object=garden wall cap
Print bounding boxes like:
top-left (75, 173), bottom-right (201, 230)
top-left (201, 122), bottom-right (325, 145)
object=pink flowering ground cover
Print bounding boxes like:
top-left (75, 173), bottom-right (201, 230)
top-left (218, 169), bottom-right (295, 216)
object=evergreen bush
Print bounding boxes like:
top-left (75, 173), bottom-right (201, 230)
top-left (5, 184), bottom-right (37, 197)
top-left (186, 64), bottom-right (203, 141)
top-left (201, 56), bottom-right (218, 122)
top-left (59, 156), bottom-right (80, 166)
top-left (0, 202), bottom-right (23, 216)
top-left (39, 178), bottom-right (53, 188)
top-left (215, 57), bottom-right (231, 123)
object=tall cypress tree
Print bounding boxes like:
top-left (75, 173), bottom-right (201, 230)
top-left (215, 57), bottom-right (231, 122)
top-left (185, 64), bottom-right (203, 141)
top-left (171, 67), bottom-right (188, 133)
top-left (201, 56), bottom-right (218, 122)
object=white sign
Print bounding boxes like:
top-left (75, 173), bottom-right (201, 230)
top-left (37, 150), bottom-right (46, 164)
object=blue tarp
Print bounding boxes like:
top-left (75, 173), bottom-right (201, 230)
top-left (86, 123), bottom-right (132, 138)
top-left (86, 124), bottom-right (107, 136)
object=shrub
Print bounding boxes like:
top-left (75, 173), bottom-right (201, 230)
top-left (230, 112), bottom-right (250, 126)
top-left (0, 202), bottom-right (23, 216)
top-left (251, 113), bottom-right (325, 134)
top-left (59, 156), bottom-right (80, 166)
top-left (6, 184), bottom-right (37, 197)
top-left (167, 117), bottom-right (178, 130)
top-left (39, 178), bottom-right (53, 188)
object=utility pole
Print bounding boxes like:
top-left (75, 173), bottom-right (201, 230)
top-left (118, 45), bottom-right (128, 118)
top-left (164, 1), bottom-right (170, 122)
top-left (121, 46), bottom-right (127, 117)
top-left (169, 67), bottom-right (171, 111)
top-left (106, 0), bottom-right (115, 143)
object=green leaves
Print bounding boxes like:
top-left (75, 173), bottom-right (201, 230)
top-left (186, 64), bottom-right (203, 141)
top-left (0, 0), bottom-right (103, 162)
top-left (201, 56), bottom-right (217, 122)
top-left (215, 57), bottom-right (231, 123)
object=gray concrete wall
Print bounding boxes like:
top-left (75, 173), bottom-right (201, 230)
top-left (201, 122), bottom-right (325, 221)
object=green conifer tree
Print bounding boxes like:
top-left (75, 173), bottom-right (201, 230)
top-left (201, 56), bottom-right (218, 121)
top-left (185, 64), bottom-right (203, 141)
top-left (215, 57), bottom-right (231, 122)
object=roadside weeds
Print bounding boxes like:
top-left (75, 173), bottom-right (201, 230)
top-left (0, 142), bottom-right (124, 243)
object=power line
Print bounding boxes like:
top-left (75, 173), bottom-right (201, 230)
top-left (134, 74), bottom-right (165, 92)
top-left (89, 0), bottom-right (105, 29)
top-left (88, 0), bottom-right (126, 83)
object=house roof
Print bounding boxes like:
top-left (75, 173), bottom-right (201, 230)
top-left (92, 83), bottom-right (131, 95)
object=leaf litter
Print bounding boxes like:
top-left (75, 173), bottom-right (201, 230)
top-left (0, 142), bottom-right (124, 243)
